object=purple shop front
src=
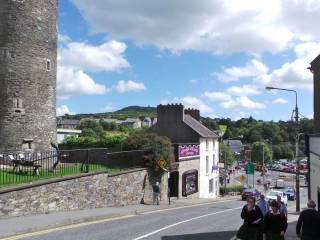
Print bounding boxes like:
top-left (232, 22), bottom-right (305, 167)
top-left (179, 144), bottom-right (200, 159)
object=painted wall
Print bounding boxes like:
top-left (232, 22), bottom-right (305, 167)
top-left (199, 138), bottom-right (219, 198)
top-left (309, 136), bottom-right (320, 209)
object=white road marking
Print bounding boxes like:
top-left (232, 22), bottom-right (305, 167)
top-left (132, 206), bottom-right (242, 240)
top-left (0, 198), bottom-right (239, 240)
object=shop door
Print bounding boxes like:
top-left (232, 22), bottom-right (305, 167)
top-left (169, 171), bottom-right (179, 197)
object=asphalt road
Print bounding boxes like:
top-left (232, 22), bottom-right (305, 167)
top-left (12, 187), bottom-right (307, 240)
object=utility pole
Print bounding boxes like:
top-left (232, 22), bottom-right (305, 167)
top-left (266, 86), bottom-right (300, 212)
top-left (262, 144), bottom-right (265, 189)
top-left (224, 151), bottom-right (227, 196)
top-left (295, 98), bottom-right (300, 212)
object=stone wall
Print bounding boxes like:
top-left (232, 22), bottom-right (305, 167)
top-left (0, 168), bottom-right (166, 218)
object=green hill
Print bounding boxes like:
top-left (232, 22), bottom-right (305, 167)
top-left (62, 106), bottom-right (157, 120)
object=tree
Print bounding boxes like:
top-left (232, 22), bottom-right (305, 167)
top-left (123, 131), bottom-right (174, 172)
top-left (251, 142), bottom-right (272, 163)
top-left (219, 143), bottom-right (235, 165)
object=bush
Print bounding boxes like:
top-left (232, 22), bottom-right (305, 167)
top-left (220, 184), bottom-right (244, 195)
top-left (123, 131), bottom-right (174, 172)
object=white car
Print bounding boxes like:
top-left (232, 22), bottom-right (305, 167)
top-left (266, 190), bottom-right (288, 205)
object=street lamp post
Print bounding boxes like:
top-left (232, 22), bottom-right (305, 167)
top-left (266, 86), bottom-right (300, 212)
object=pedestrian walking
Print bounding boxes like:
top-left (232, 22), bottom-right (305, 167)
top-left (296, 200), bottom-right (320, 240)
top-left (153, 182), bottom-right (160, 205)
top-left (257, 195), bottom-right (269, 217)
top-left (264, 200), bottom-right (287, 240)
top-left (277, 195), bottom-right (288, 217)
top-left (237, 196), bottom-right (263, 240)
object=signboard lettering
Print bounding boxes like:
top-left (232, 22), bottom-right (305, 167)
top-left (179, 144), bottom-right (200, 159)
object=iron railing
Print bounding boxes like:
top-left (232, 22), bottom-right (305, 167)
top-left (0, 149), bottom-right (146, 187)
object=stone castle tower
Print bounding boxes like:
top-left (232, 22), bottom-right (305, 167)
top-left (0, 0), bottom-right (58, 152)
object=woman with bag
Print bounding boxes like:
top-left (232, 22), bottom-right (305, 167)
top-left (264, 200), bottom-right (288, 240)
top-left (237, 197), bottom-right (264, 240)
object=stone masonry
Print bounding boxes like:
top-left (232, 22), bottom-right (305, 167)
top-left (0, 168), bottom-right (166, 218)
top-left (0, 0), bottom-right (58, 152)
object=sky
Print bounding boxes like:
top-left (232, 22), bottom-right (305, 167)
top-left (56, 0), bottom-right (320, 121)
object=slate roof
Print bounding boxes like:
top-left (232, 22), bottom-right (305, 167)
top-left (223, 139), bottom-right (244, 154)
top-left (57, 119), bottom-right (80, 125)
top-left (183, 114), bottom-right (219, 139)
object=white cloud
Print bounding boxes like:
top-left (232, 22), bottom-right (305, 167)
top-left (59, 40), bottom-right (130, 72)
top-left (71, 0), bottom-right (317, 54)
top-left (189, 79), bottom-right (198, 84)
top-left (57, 66), bottom-right (107, 99)
top-left (57, 105), bottom-right (75, 116)
top-left (214, 59), bottom-right (269, 82)
top-left (57, 38), bottom-right (131, 99)
top-left (272, 98), bottom-right (288, 104)
top-left (255, 42), bottom-right (320, 90)
top-left (58, 34), bottom-right (72, 45)
top-left (102, 104), bottom-right (117, 112)
top-left (115, 80), bottom-right (146, 93)
top-left (226, 84), bottom-right (261, 96)
top-left (220, 96), bottom-right (266, 110)
top-left (202, 91), bottom-right (232, 102)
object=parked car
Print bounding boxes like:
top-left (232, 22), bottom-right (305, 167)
top-left (266, 190), bottom-right (288, 205)
top-left (284, 187), bottom-right (296, 201)
top-left (241, 188), bottom-right (261, 201)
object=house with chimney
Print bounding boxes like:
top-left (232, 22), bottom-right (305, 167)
top-left (307, 54), bottom-right (320, 208)
top-left (150, 104), bottom-right (220, 199)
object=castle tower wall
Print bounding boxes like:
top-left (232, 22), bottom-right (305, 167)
top-left (0, 0), bottom-right (58, 152)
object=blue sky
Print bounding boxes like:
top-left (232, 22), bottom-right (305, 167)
top-left (56, 0), bottom-right (319, 120)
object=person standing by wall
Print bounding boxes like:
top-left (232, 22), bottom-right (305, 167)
top-left (264, 200), bottom-right (287, 240)
top-left (296, 200), bottom-right (320, 240)
top-left (153, 182), bottom-right (160, 205)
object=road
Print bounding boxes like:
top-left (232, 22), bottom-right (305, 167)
top-left (6, 187), bottom-right (307, 240)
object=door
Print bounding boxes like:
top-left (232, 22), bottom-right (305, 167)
top-left (169, 171), bottom-right (179, 197)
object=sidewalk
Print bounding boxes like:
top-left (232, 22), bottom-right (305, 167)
top-left (0, 196), bottom-right (238, 239)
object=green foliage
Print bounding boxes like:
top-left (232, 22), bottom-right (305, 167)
top-left (251, 142), bottom-right (272, 163)
top-left (62, 132), bottom-right (128, 149)
top-left (220, 143), bottom-right (235, 165)
top-left (220, 184), bottom-right (244, 195)
top-left (123, 131), bottom-right (174, 172)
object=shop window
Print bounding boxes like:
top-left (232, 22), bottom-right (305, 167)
top-left (182, 169), bottom-right (198, 197)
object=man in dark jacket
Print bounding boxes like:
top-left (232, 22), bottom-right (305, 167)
top-left (296, 200), bottom-right (320, 240)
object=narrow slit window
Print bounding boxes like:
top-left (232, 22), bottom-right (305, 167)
top-left (46, 59), bottom-right (51, 71)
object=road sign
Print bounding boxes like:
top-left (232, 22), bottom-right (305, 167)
top-left (239, 175), bottom-right (247, 183)
top-left (245, 163), bottom-right (255, 174)
top-left (158, 159), bottom-right (167, 169)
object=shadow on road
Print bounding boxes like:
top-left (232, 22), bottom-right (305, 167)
top-left (161, 230), bottom-right (237, 240)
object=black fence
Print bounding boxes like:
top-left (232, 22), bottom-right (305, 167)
top-left (0, 149), bottom-right (146, 187)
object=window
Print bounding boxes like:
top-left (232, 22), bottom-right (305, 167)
top-left (206, 156), bottom-right (209, 175)
top-left (213, 154), bottom-right (216, 165)
top-left (46, 59), bottom-right (51, 71)
top-left (182, 170), bottom-right (198, 197)
top-left (209, 179), bottom-right (213, 193)
top-left (206, 139), bottom-right (209, 151)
